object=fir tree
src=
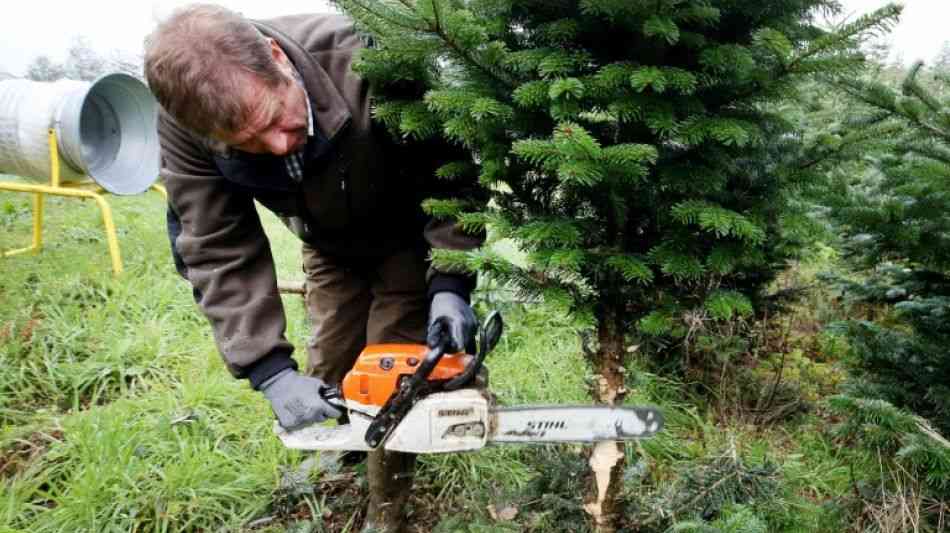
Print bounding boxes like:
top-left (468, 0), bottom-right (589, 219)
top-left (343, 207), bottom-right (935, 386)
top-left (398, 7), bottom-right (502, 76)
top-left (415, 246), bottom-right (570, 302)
top-left (330, 1), bottom-right (901, 530)
top-left (827, 62), bottom-right (950, 435)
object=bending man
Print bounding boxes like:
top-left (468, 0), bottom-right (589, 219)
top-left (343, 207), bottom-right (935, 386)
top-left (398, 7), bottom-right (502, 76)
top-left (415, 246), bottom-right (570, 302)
top-left (144, 4), bottom-right (482, 529)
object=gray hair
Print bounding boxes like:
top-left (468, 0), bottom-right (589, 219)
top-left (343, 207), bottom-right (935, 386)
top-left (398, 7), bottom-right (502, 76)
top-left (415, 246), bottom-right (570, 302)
top-left (144, 3), bottom-right (287, 136)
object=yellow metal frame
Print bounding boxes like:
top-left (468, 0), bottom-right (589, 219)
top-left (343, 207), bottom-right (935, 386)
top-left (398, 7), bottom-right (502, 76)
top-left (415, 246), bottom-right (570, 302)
top-left (0, 128), bottom-right (166, 275)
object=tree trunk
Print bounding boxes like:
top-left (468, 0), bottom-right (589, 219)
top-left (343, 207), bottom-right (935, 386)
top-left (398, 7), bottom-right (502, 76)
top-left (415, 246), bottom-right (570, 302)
top-left (363, 449), bottom-right (416, 533)
top-left (583, 302), bottom-right (628, 533)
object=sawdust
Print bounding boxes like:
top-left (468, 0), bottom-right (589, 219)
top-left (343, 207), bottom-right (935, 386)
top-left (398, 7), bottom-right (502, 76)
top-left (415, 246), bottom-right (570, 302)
top-left (597, 376), bottom-right (620, 405)
top-left (487, 503), bottom-right (519, 521)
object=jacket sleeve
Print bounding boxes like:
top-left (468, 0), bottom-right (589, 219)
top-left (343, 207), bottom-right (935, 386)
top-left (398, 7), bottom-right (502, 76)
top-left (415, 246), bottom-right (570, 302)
top-left (159, 111), bottom-right (297, 388)
top-left (423, 207), bottom-right (484, 303)
top-left (416, 139), bottom-right (488, 304)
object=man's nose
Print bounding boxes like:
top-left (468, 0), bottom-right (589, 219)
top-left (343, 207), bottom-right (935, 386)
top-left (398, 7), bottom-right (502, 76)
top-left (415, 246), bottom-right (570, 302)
top-left (262, 131), bottom-right (292, 156)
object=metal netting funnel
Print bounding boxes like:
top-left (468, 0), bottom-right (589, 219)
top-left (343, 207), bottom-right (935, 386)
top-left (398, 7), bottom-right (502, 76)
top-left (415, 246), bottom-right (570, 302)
top-left (0, 73), bottom-right (159, 195)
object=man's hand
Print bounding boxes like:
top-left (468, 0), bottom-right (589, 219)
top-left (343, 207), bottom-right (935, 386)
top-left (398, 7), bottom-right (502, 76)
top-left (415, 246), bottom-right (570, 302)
top-left (427, 291), bottom-right (477, 354)
top-left (259, 369), bottom-right (343, 430)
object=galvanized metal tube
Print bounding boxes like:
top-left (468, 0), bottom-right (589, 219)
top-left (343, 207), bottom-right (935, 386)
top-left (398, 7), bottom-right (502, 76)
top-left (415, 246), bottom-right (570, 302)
top-left (0, 73), bottom-right (160, 195)
top-left (0, 78), bottom-right (87, 183)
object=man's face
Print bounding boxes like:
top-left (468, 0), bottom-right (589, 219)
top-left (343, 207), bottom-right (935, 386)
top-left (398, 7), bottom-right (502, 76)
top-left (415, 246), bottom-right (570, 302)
top-left (213, 41), bottom-right (309, 156)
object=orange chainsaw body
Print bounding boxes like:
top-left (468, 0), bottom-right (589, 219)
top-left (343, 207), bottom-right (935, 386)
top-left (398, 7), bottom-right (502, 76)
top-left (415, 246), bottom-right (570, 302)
top-left (341, 344), bottom-right (468, 407)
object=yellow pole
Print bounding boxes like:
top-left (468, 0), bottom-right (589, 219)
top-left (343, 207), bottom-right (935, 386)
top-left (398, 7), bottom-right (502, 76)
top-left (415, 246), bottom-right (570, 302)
top-left (48, 129), bottom-right (60, 188)
top-left (0, 131), bottom-right (58, 257)
top-left (0, 182), bottom-right (125, 198)
top-left (4, 192), bottom-right (44, 256)
top-left (50, 128), bottom-right (122, 274)
top-left (31, 192), bottom-right (44, 252)
top-left (151, 183), bottom-right (167, 201)
top-left (33, 128), bottom-right (59, 253)
top-left (1, 130), bottom-right (124, 274)
top-left (0, 181), bottom-right (124, 274)
top-left (91, 192), bottom-right (123, 275)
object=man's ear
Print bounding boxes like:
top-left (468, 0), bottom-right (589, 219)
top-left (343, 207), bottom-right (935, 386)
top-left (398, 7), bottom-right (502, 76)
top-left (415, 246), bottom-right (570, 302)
top-left (269, 38), bottom-right (293, 72)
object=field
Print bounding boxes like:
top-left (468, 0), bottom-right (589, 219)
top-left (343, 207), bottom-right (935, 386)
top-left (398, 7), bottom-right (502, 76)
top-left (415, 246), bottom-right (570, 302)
top-left (0, 176), bottom-right (867, 532)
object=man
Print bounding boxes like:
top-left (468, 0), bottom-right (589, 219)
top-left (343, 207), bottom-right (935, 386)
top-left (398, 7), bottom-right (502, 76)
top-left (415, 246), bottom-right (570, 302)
top-left (144, 4), bottom-right (482, 527)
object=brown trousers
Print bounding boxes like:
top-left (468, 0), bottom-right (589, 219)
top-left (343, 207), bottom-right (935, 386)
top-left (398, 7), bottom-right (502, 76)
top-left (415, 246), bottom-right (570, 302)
top-left (301, 243), bottom-right (429, 382)
top-left (301, 243), bottom-right (427, 531)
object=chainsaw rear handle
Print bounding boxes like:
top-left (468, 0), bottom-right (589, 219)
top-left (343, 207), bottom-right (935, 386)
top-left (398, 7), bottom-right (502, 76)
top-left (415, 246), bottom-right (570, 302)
top-left (416, 333), bottom-right (452, 383)
top-left (445, 311), bottom-right (503, 390)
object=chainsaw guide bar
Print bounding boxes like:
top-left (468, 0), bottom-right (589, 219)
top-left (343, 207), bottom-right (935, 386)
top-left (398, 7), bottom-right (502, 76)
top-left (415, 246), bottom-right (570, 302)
top-left (274, 312), bottom-right (664, 454)
top-left (275, 390), bottom-right (663, 453)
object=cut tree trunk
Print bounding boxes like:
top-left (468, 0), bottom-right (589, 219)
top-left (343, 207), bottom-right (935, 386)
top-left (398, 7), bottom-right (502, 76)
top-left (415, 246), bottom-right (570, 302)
top-left (583, 302), bottom-right (628, 533)
top-left (363, 449), bottom-right (416, 533)
top-left (277, 280), bottom-right (306, 295)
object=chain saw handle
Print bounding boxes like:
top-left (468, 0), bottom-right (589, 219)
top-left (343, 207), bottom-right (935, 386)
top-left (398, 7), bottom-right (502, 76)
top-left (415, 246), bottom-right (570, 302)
top-left (444, 310), bottom-right (503, 391)
top-left (319, 384), bottom-right (346, 411)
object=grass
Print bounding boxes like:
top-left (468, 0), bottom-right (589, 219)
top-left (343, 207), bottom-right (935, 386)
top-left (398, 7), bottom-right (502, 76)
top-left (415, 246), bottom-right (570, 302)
top-left (0, 179), bottom-right (308, 532)
top-left (0, 175), bottom-right (906, 532)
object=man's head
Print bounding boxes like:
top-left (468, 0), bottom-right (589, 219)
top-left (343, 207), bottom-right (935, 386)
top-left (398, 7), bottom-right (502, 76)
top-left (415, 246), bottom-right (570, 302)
top-left (144, 3), bottom-right (309, 155)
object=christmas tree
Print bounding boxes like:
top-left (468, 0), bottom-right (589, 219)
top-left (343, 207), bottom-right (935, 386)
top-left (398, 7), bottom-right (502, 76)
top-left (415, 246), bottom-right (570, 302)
top-left (829, 62), bottom-right (950, 435)
top-left (330, 1), bottom-right (901, 530)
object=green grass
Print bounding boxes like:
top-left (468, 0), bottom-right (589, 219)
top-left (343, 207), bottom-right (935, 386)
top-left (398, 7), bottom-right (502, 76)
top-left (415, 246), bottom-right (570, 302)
top-left (0, 177), bottom-right (886, 532)
top-left (0, 179), bottom-right (311, 532)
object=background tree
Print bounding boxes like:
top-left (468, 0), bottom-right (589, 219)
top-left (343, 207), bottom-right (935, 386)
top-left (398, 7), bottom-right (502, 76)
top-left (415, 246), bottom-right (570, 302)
top-left (331, 1), bottom-right (901, 531)
top-left (934, 40), bottom-right (950, 72)
top-left (64, 37), bottom-right (108, 81)
top-left (22, 38), bottom-right (143, 84)
top-left (25, 55), bottom-right (66, 82)
top-left (826, 395), bottom-right (950, 529)
top-left (105, 50), bottom-right (145, 80)
top-left (827, 62), bottom-right (950, 435)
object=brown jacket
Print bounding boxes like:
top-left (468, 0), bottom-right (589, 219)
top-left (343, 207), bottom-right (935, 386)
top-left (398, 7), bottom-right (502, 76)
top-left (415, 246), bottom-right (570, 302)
top-left (159, 14), bottom-right (482, 387)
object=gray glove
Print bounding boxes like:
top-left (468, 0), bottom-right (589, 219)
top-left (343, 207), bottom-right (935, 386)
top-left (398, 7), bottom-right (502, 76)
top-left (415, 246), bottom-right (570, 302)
top-left (428, 291), bottom-right (477, 353)
top-left (259, 369), bottom-right (343, 430)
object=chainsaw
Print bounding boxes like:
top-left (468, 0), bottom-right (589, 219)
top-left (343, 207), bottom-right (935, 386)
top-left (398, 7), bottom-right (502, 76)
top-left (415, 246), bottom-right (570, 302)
top-left (275, 312), bottom-right (663, 454)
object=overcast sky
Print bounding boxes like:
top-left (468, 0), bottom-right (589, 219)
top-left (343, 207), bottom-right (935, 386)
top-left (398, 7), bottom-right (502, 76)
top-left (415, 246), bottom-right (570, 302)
top-left (0, 0), bottom-right (945, 77)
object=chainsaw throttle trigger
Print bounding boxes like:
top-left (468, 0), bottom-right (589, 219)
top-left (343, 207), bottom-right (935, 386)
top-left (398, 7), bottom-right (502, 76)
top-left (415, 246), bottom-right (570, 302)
top-left (444, 311), bottom-right (503, 391)
top-left (363, 337), bottom-right (449, 448)
top-left (320, 384), bottom-right (346, 411)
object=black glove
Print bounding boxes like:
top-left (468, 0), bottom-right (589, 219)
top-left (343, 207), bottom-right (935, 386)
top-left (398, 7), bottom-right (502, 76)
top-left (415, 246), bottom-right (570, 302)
top-left (259, 368), bottom-right (343, 430)
top-left (427, 291), bottom-right (477, 353)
